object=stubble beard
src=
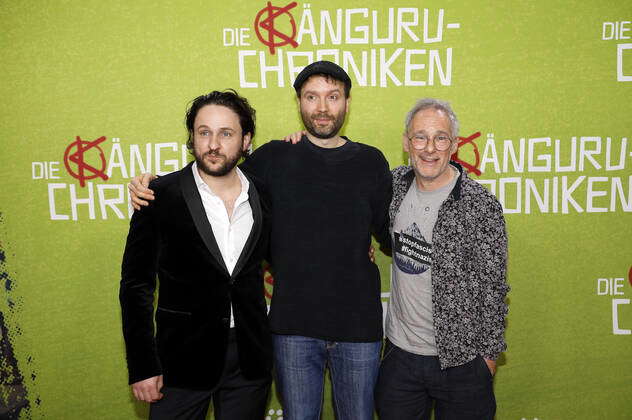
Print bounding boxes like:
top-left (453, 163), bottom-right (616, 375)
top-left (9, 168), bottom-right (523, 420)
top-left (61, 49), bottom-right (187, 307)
top-left (301, 109), bottom-right (346, 140)
top-left (195, 149), bottom-right (241, 177)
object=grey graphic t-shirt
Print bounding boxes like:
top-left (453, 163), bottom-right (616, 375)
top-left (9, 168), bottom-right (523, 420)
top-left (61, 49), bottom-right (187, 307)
top-left (386, 166), bottom-right (458, 355)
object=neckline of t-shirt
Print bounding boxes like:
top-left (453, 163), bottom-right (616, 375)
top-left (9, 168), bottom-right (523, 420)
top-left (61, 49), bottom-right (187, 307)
top-left (302, 135), bottom-right (352, 151)
top-left (413, 165), bottom-right (459, 197)
top-left (301, 135), bottom-right (360, 163)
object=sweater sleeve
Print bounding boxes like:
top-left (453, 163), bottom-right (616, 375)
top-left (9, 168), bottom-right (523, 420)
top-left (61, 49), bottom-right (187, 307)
top-left (370, 150), bottom-right (393, 251)
top-left (239, 141), bottom-right (276, 180)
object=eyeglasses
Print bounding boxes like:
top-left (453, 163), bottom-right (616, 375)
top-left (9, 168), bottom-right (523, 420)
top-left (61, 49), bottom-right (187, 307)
top-left (407, 134), bottom-right (453, 151)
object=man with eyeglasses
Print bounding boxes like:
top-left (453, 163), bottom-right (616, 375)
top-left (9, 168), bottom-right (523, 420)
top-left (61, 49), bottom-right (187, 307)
top-left (374, 98), bottom-right (509, 420)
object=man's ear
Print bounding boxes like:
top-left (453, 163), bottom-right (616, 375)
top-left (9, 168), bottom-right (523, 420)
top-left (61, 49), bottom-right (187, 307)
top-left (450, 137), bottom-right (458, 154)
top-left (242, 133), bottom-right (252, 152)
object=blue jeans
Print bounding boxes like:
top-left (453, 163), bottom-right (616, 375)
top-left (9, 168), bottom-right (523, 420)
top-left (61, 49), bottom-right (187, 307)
top-left (272, 334), bottom-right (382, 420)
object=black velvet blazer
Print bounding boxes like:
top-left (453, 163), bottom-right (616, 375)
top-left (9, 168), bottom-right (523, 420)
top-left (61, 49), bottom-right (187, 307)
top-left (119, 162), bottom-right (271, 390)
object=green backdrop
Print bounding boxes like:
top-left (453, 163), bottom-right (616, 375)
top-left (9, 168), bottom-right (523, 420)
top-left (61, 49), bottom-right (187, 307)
top-left (1, 1), bottom-right (631, 419)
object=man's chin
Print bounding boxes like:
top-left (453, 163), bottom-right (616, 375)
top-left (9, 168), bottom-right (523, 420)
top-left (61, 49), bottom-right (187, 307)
top-left (413, 167), bottom-right (440, 181)
top-left (306, 127), bottom-right (338, 139)
top-left (201, 167), bottom-right (226, 177)
top-left (197, 160), bottom-right (235, 177)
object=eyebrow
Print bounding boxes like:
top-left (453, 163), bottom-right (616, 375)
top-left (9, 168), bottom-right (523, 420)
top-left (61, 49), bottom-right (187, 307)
top-left (196, 125), bottom-right (236, 131)
top-left (410, 129), bottom-right (451, 136)
top-left (303, 89), bottom-right (342, 96)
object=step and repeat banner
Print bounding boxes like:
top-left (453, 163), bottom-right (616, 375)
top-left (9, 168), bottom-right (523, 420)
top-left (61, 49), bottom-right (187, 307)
top-left (1, 1), bottom-right (630, 419)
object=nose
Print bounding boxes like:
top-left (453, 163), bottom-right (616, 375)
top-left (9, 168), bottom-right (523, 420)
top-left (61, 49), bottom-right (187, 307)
top-left (424, 137), bottom-right (436, 152)
top-left (317, 97), bottom-right (328, 113)
top-left (207, 134), bottom-right (221, 151)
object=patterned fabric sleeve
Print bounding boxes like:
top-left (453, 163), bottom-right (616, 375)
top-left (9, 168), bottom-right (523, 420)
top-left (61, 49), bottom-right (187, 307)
top-left (474, 194), bottom-right (510, 360)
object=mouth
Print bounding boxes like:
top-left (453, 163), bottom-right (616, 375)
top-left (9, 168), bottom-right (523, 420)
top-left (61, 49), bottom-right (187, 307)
top-left (419, 155), bottom-right (439, 164)
top-left (415, 154), bottom-right (443, 170)
top-left (312, 115), bottom-right (333, 125)
top-left (205, 153), bottom-right (224, 162)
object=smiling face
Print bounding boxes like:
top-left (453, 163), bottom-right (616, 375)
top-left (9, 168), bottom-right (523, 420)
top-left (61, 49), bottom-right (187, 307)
top-left (403, 107), bottom-right (458, 191)
top-left (298, 75), bottom-right (349, 140)
top-left (192, 104), bottom-right (251, 177)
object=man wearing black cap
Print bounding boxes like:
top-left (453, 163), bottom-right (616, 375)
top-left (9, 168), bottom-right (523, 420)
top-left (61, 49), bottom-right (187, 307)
top-left (128, 61), bottom-right (391, 419)
top-left (245, 61), bottom-right (391, 420)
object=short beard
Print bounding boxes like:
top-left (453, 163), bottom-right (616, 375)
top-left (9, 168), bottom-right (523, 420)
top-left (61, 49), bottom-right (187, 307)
top-left (195, 150), bottom-right (241, 177)
top-left (301, 110), bottom-right (346, 139)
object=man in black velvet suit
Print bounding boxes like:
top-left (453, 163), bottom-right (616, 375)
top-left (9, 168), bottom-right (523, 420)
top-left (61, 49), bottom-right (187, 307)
top-left (119, 90), bottom-right (271, 420)
top-left (128, 62), bottom-right (392, 420)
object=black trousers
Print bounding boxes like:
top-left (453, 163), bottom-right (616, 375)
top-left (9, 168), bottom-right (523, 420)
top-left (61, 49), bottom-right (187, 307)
top-left (149, 330), bottom-right (271, 420)
top-left (374, 340), bottom-right (496, 420)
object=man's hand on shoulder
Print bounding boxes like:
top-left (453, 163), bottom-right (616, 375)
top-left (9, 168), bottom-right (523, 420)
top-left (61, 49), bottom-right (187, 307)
top-left (128, 173), bottom-right (157, 210)
top-left (282, 130), bottom-right (306, 144)
top-left (131, 375), bottom-right (164, 402)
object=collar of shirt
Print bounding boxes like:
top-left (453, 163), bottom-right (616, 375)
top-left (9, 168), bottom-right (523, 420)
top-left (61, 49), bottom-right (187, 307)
top-left (191, 161), bottom-right (250, 206)
top-left (191, 162), bottom-right (253, 329)
top-left (191, 161), bottom-right (253, 275)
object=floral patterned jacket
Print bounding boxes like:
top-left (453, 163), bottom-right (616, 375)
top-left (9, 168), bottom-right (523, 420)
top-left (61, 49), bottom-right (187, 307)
top-left (389, 162), bottom-right (509, 369)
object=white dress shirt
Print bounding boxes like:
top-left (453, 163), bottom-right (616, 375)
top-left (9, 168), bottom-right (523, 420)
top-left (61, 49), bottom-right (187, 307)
top-left (192, 162), bottom-right (254, 327)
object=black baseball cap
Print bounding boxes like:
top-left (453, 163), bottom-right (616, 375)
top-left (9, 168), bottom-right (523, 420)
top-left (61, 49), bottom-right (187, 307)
top-left (293, 60), bottom-right (352, 96)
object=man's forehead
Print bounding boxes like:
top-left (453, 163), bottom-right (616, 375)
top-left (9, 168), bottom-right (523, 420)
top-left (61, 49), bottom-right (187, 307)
top-left (410, 108), bottom-right (451, 129)
top-left (301, 75), bottom-right (345, 91)
top-left (194, 105), bottom-right (240, 126)
top-left (193, 104), bottom-right (241, 130)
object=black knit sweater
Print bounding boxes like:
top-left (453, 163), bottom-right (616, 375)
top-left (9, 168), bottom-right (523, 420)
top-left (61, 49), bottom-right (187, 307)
top-left (240, 137), bottom-right (392, 342)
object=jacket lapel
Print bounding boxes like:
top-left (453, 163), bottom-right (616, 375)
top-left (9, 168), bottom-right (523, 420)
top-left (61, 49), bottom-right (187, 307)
top-left (230, 176), bottom-right (262, 283)
top-left (179, 164), bottom-right (230, 276)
